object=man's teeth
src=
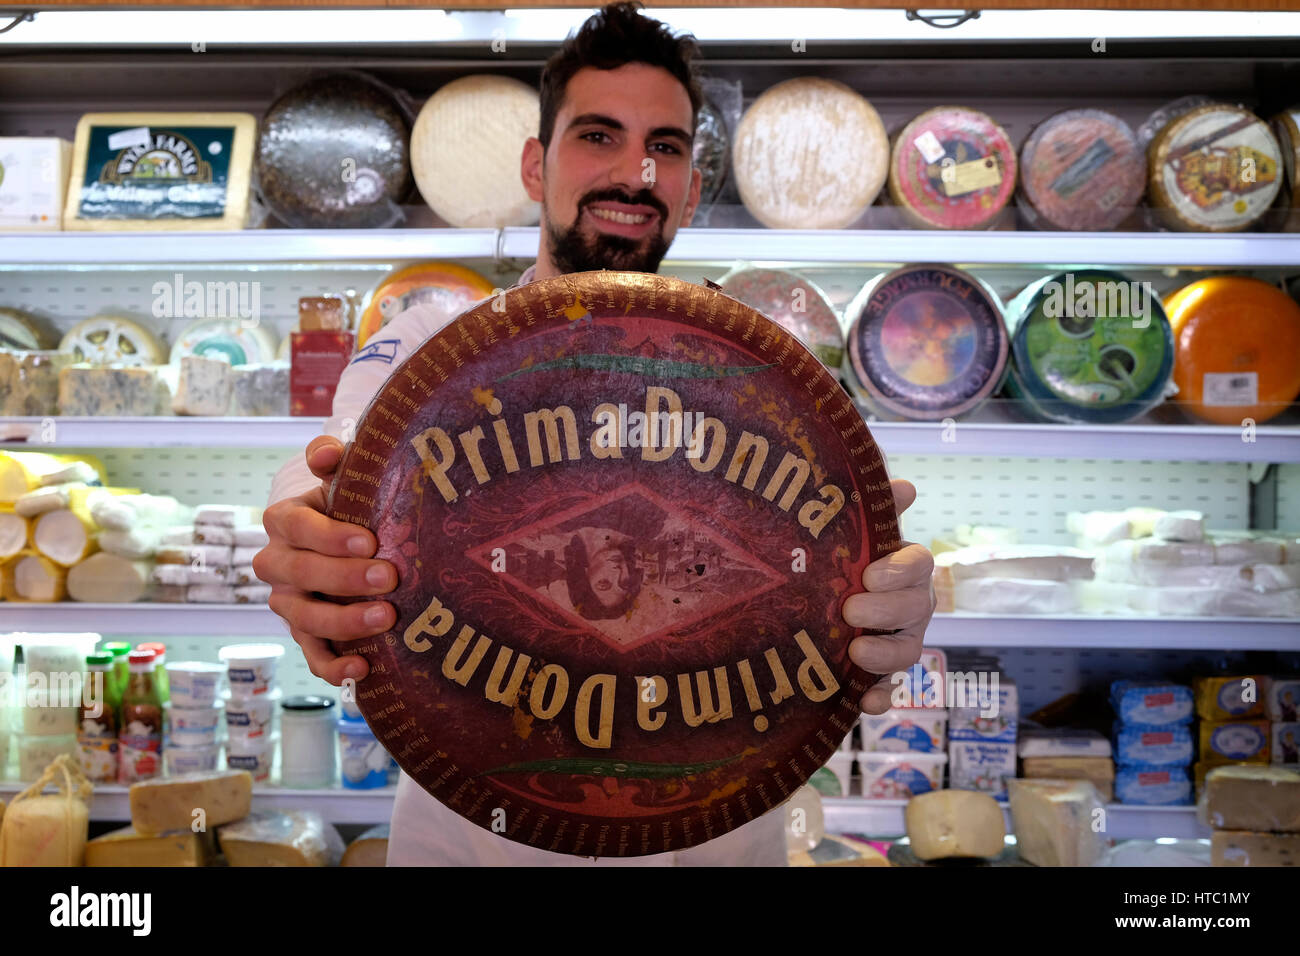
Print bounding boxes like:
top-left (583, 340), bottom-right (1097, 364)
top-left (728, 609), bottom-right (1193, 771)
top-left (590, 208), bottom-right (650, 225)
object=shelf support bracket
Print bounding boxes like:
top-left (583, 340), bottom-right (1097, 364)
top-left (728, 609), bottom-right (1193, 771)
top-left (0, 10), bottom-right (35, 34)
top-left (905, 9), bottom-right (981, 29)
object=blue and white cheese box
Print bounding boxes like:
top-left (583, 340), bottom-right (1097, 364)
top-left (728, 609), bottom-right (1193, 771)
top-left (1110, 680), bottom-right (1193, 727)
top-left (949, 677), bottom-right (1018, 742)
top-left (1115, 765), bottom-right (1193, 805)
top-left (948, 739), bottom-right (1017, 798)
top-left (1113, 722), bottom-right (1194, 767)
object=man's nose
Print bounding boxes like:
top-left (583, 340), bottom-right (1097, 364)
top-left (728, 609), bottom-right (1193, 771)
top-left (609, 141), bottom-right (652, 194)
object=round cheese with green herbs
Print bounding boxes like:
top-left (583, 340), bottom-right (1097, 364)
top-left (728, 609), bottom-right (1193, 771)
top-left (326, 271), bottom-right (900, 857)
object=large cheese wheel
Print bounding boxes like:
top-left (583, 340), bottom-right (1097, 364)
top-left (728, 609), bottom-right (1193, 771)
top-left (0, 307), bottom-right (58, 350)
top-left (905, 789), bottom-right (1006, 861)
top-left (718, 266), bottom-right (844, 368)
top-left (1018, 109), bottom-right (1145, 231)
top-left (410, 75), bottom-right (539, 228)
top-left (889, 106), bottom-right (1016, 230)
top-left (256, 73), bottom-right (412, 229)
top-left (59, 315), bottom-right (166, 366)
top-left (733, 78), bottom-right (887, 229)
top-left (1005, 270), bottom-right (1174, 424)
top-left (325, 271), bottom-right (900, 857)
top-left (1148, 105), bottom-right (1282, 232)
top-left (1164, 276), bottom-right (1300, 424)
top-left (170, 318), bottom-right (278, 366)
top-left (844, 265), bottom-right (1008, 421)
top-left (1272, 108), bottom-right (1300, 212)
top-left (357, 262), bottom-right (495, 348)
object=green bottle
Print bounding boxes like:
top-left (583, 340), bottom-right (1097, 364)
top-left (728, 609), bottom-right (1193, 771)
top-left (137, 642), bottom-right (169, 705)
top-left (103, 642), bottom-right (132, 692)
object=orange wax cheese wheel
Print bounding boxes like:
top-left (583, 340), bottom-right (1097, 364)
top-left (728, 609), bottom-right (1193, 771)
top-left (1164, 277), bottom-right (1300, 424)
top-left (357, 262), bottom-right (495, 348)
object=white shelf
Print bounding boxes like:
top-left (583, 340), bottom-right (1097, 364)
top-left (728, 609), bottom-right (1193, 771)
top-left (929, 614), bottom-right (1300, 651)
top-left (0, 604), bottom-right (286, 637)
top-left (3, 227), bottom-right (1298, 269)
top-left (0, 417), bottom-right (325, 449)
top-left (823, 797), bottom-right (1211, 842)
top-left (0, 781), bottom-right (395, 826)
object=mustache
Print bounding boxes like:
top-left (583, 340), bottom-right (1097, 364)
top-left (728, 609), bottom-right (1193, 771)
top-left (579, 188), bottom-right (668, 221)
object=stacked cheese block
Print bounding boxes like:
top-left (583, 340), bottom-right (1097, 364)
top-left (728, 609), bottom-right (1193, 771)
top-left (1191, 675), bottom-right (1278, 792)
top-left (1077, 508), bottom-right (1300, 618)
top-left (947, 658), bottom-right (1019, 799)
top-left (219, 643), bottom-right (285, 783)
top-left (1266, 677), bottom-right (1300, 768)
top-left (933, 538), bottom-right (1095, 615)
top-left (1018, 729), bottom-right (1115, 802)
top-left (1109, 680), bottom-right (1194, 805)
top-left (1205, 765), bottom-right (1300, 866)
top-left (150, 505), bottom-right (270, 605)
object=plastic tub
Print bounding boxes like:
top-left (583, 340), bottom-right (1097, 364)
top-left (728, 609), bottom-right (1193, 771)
top-left (18, 633), bottom-right (99, 737)
top-left (16, 732), bottom-right (78, 782)
top-left (822, 750), bottom-right (856, 796)
top-left (166, 661), bottom-right (226, 708)
top-left (859, 709), bottom-right (948, 753)
top-left (219, 643), bottom-right (284, 698)
top-left (280, 696), bottom-right (337, 788)
top-left (857, 752), bottom-right (948, 799)
top-left (338, 719), bottom-right (391, 790)
top-left (225, 733), bottom-right (276, 782)
top-left (165, 743), bottom-right (221, 775)
top-left (166, 701), bottom-right (224, 748)
top-left (224, 689), bottom-right (280, 738)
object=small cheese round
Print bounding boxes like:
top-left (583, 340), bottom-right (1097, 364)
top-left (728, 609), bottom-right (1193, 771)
top-left (410, 75), bottom-right (540, 228)
top-left (1019, 109), bottom-right (1145, 231)
top-left (733, 77), bottom-right (887, 230)
top-left (889, 106), bottom-right (1017, 230)
top-left (1148, 105), bottom-right (1282, 232)
top-left (0, 307), bottom-right (59, 351)
top-left (59, 315), bottom-right (166, 366)
top-left (170, 318), bottom-right (278, 366)
top-left (358, 262), bottom-right (495, 348)
top-left (905, 789), bottom-right (1006, 861)
top-left (719, 267), bottom-right (844, 368)
top-left (1271, 108), bottom-right (1300, 210)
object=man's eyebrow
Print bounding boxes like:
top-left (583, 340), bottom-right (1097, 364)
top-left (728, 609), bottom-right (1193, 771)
top-left (568, 113), bottom-right (693, 146)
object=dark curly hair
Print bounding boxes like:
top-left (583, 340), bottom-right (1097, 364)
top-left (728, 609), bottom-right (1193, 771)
top-left (538, 1), bottom-right (703, 151)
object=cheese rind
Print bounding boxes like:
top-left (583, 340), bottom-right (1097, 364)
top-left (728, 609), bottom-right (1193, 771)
top-left (1007, 778), bottom-right (1107, 867)
top-left (58, 365), bottom-right (170, 416)
top-left (1205, 765), bottom-right (1300, 831)
top-left (341, 824), bottom-right (390, 867)
top-left (1212, 830), bottom-right (1299, 866)
top-left (66, 552), bottom-right (152, 603)
top-left (218, 810), bottom-right (344, 866)
top-left (85, 825), bottom-right (214, 866)
top-left (905, 790), bottom-right (1005, 860)
top-left (128, 770), bottom-right (252, 835)
top-left (0, 350), bottom-right (70, 416)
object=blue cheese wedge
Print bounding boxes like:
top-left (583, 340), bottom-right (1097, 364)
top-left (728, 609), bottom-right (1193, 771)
top-left (0, 351), bottom-right (70, 416)
top-left (229, 362), bottom-right (290, 416)
top-left (172, 354), bottom-right (233, 416)
top-left (58, 365), bottom-right (170, 416)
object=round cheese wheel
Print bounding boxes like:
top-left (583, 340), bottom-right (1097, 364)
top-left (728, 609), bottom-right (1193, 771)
top-left (59, 315), bottom-right (166, 366)
top-left (357, 262), bottom-right (496, 348)
top-left (325, 271), bottom-right (899, 857)
top-left (170, 318), bottom-right (278, 366)
top-left (256, 72), bottom-right (413, 229)
top-left (1137, 95), bottom-right (1215, 150)
top-left (0, 511), bottom-right (27, 560)
top-left (1271, 108), bottom-right (1300, 209)
top-left (0, 307), bottom-right (58, 351)
top-left (1148, 105), bottom-right (1283, 232)
top-left (844, 265), bottom-right (1008, 421)
top-left (718, 267), bottom-right (844, 368)
top-left (889, 106), bottom-right (1017, 230)
top-left (1005, 270), bottom-right (1175, 424)
top-left (1164, 276), bottom-right (1300, 424)
top-left (733, 78), bottom-right (887, 230)
top-left (8, 552), bottom-right (67, 602)
top-left (693, 99), bottom-right (730, 209)
top-left (410, 75), bottom-right (540, 228)
top-left (1018, 109), bottom-right (1146, 231)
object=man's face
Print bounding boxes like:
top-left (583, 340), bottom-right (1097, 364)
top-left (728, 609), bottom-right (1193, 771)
top-left (522, 62), bottom-right (702, 276)
top-left (588, 547), bottom-right (633, 607)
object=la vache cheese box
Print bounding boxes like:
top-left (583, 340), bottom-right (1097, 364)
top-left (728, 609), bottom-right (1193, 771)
top-left (0, 138), bottom-right (72, 229)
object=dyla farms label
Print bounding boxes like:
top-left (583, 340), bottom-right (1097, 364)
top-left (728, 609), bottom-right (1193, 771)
top-left (327, 272), bottom-right (901, 856)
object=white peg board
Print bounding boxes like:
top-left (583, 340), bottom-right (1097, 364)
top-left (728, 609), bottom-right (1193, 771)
top-left (1277, 464), bottom-right (1300, 532)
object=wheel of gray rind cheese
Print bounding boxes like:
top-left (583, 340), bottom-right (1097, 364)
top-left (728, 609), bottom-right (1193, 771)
top-left (733, 78), bottom-right (888, 230)
top-left (410, 75), bottom-right (541, 228)
top-left (0, 307), bottom-right (60, 351)
top-left (256, 72), bottom-right (414, 229)
top-left (170, 318), bottom-right (279, 366)
top-left (59, 315), bottom-right (167, 366)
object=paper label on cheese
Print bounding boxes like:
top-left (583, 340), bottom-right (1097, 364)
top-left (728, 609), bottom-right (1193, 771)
top-left (106, 127), bottom-right (151, 151)
top-left (942, 157), bottom-right (1002, 197)
top-left (1202, 371), bottom-right (1258, 407)
top-left (914, 130), bottom-right (945, 164)
top-left (1156, 107), bottom-right (1282, 229)
top-left (77, 125), bottom-right (234, 220)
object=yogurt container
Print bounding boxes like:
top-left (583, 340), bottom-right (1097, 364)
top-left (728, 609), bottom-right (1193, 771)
top-left (17, 732), bottom-right (78, 782)
top-left (225, 733), bottom-right (276, 782)
top-left (860, 709), bottom-right (948, 753)
top-left (219, 643), bottom-right (284, 698)
top-left (165, 743), bottom-right (221, 775)
top-left (166, 701), bottom-right (224, 749)
top-left (857, 752), bottom-right (948, 799)
top-left (166, 661), bottom-right (227, 708)
top-left (224, 689), bottom-right (281, 739)
top-left (338, 719), bottom-right (391, 790)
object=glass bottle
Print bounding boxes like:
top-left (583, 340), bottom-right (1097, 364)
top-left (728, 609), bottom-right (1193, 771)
top-left (78, 651), bottom-right (119, 783)
top-left (136, 641), bottom-right (169, 705)
top-left (119, 649), bottom-right (163, 782)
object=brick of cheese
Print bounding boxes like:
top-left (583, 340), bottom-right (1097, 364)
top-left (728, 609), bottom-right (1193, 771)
top-left (129, 770), bottom-right (252, 835)
top-left (1211, 830), bottom-right (1299, 866)
top-left (1022, 757), bottom-right (1116, 802)
top-left (86, 825), bottom-right (215, 867)
top-left (1205, 765), bottom-right (1300, 831)
top-left (1007, 778), bottom-right (1107, 867)
top-left (58, 365), bottom-right (170, 416)
top-left (0, 351), bottom-right (70, 416)
top-left (341, 824), bottom-right (390, 867)
top-left (229, 362), bottom-right (290, 416)
top-left (172, 354), bottom-right (232, 416)
top-left (218, 811), bottom-right (344, 866)
top-left (905, 790), bottom-right (1005, 861)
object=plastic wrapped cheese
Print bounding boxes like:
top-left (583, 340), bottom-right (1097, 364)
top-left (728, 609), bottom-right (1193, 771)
top-left (0, 753), bottom-right (92, 866)
top-left (91, 493), bottom-right (188, 532)
top-left (1102, 537), bottom-right (1216, 568)
top-left (229, 362), bottom-right (290, 416)
top-left (905, 790), bottom-right (1005, 861)
top-left (218, 810), bottom-right (344, 866)
top-left (1019, 729), bottom-right (1112, 758)
top-left (1211, 532), bottom-right (1287, 566)
top-left (1152, 510), bottom-right (1205, 542)
top-left (86, 826), bottom-right (215, 867)
top-left (1200, 720), bottom-right (1270, 764)
top-left (341, 824), bottom-right (390, 867)
top-left (0, 508), bottom-right (27, 560)
top-left (1111, 680), bottom-right (1194, 727)
top-left (1006, 778), bottom-right (1108, 867)
top-left (187, 584), bottom-right (236, 603)
top-left (4, 551), bottom-right (67, 601)
top-left (952, 577), bottom-right (1077, 614)
top-left (194, 504), bottom-right (258, 528)
top-left (98, 526), bottom-right (161, 560)
top-left (1211, 830), bottom-right (1300, 867)
top-left (0, 350), bottom-right (70, 416)
top-left (1021, 757), bottom-right (1115, 802)
top-left (155, 543), bottom-right (233, 567)
top-left (0, 452), bottom-right (105, 503)
top-left (1204, 765), bottom-right (1300, 831)
top-left (1115, 766), bottom-right (1193, 805)
top-left (66, 552), bottom-right (152, 603)
top-left (1113, 723), bottom-right (1194, 766)
top-left (32, 507), bottom-right (98, 566)
top-left (1195, 675), bottom-right (1267, 721)
top-left (935, 545), bottom-right (1094, 585)
top-left (129, 770), bottom-right (252, 835)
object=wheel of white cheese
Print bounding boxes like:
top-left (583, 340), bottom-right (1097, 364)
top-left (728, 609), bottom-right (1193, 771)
top-left (0, 307), bottom-right (59, 350)
top-left (170, 318), bottom-right (279, 366)
top-left (59, 315), bottom-right (166, 366)
top-left (733, 78), bottom-right (888, 230)
top-left (410, 75), bottom-right (540, 228)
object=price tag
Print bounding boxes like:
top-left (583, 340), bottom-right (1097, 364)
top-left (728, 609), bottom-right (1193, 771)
top-left (1202, 372), bottom-right (1258, 406)
top-left (942, 157), bottom-right (1003, 197)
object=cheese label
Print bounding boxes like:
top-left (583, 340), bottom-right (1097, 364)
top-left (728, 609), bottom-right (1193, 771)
top-left (941, 157), bottom-right (1002, 197)
top-left (913, 130), bottom-right (945, 164)
top-left (326, 272), bottom-right (899, 857)
top-left (1019, 110), bottom-right (1145, 231)
top-left (76, 124), bottom-right (235, 220)
top-left (1202, 371), bottom-right (1258, 407)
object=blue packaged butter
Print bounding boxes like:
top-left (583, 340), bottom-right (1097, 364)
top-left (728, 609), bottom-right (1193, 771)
top-left (1110, 680), bottom-right (1194, 727)
top-left (1113, 722), bottom-right (1194, 767)
top-left (1115, 765), bottom-right (1192, 805)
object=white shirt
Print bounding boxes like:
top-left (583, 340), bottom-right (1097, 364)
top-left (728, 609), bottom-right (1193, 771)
top-left (268, 265), bottom-right (788, 867)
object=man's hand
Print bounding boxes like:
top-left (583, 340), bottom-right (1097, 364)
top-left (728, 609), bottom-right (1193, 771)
top-left (253, 436), bottom-right (397, 686)
top-left (842, 478), bottom-right (935, 716)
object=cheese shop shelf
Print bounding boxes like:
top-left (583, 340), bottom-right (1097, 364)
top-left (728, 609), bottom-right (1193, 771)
top-left (928, 614), bottom-right (1299, 651)
top-left (4, 227), bottom-right (1299, 269)
top-left (0, 781), bottom-right (396, 826)
top-left (823, 798), bottom-right (1210, 842)
top-left (0, 416), bottom-right (325, 449)
top-left (0, 604), bottom-right (286, 636)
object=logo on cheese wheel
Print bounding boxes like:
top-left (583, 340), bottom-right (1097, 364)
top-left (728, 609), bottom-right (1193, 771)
top-left (326, 272), bottom-right (900, 857)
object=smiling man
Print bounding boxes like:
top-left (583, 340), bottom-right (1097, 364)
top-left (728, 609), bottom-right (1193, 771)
top-left (257, 1), bottom-right (936, 867)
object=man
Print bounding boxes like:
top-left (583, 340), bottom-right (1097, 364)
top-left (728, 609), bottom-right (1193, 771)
top-left (257, 1), bottom-right (936, 866)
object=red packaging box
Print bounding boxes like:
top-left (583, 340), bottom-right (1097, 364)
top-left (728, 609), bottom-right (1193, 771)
top-left (291, 330), bottom-right (354, 416)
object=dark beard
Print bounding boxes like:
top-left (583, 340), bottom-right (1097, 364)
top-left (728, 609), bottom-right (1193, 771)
top-left (545, 193), bottom-right (671, 275)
